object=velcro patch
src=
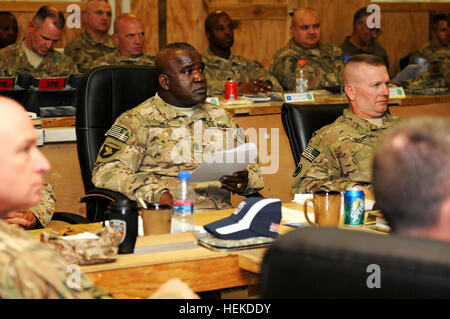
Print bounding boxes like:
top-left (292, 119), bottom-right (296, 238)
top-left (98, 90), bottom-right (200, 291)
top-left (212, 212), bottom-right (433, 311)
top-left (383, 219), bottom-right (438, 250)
top-left (302, 145), bottom-right (320, 162)
top-left (107, 125), bottom-right (130, 143)
top-left (96, 139), bottom-right (124, 163)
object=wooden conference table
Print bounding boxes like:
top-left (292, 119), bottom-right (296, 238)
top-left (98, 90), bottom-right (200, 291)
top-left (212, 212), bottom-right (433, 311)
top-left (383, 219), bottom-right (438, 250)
top-left (29, 202), bottom-right (384, 299)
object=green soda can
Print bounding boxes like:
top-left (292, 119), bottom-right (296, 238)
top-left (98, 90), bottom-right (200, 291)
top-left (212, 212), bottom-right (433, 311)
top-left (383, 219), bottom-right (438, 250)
top-left (344, 187), bottom-right (365, 226)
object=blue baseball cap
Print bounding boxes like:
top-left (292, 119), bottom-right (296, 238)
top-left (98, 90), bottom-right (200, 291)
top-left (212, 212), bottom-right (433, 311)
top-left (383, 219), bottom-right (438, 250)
top-left (204, 198), bottom-right (282, 240)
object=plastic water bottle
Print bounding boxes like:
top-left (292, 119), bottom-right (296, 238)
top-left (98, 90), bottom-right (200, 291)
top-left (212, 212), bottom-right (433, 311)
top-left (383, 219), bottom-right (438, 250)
top-left (171, 171), bottom-right (195, 233)
top-left (295, 59), bottom-right (308, 93)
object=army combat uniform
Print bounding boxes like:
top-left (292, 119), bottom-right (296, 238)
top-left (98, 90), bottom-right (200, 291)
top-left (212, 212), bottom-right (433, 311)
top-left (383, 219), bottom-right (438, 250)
top-left (90, 51), bottom-right (156, 68)
top-left (202, 48), bottom-right (283, 96)
top-left (92, 93), bottom-right (264, 210)
top-left (64, 31), bottom-right (116, 74)
top-left (292, 109), bottom-right (400, 194)
top-left (0, 219), bottom-right (112, 298)
top-left (0, 40), bottom-right (77, 78)
top-left (29, 183), bottom-right (56, 228)
top-left (403, 48), bottom-right (450, 93)
top-left (409, 42), bottom-right (448, 64)
top-left (270, 38), bottom-right (344, 91)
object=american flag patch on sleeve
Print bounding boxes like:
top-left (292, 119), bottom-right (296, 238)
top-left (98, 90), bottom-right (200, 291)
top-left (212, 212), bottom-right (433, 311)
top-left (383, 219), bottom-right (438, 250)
top-left (302, 145), bottom-right (320, 162)
top-left (107, 125), bottom-right (130, 143)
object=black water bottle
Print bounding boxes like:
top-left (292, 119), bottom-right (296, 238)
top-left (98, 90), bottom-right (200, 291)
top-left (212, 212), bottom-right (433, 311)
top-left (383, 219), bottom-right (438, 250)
top-left (108, 199), bottom-right (139, 254)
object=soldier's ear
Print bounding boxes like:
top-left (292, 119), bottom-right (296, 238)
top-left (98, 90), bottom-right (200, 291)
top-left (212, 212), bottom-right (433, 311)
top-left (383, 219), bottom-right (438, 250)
top-left (344, 83), bottom-right (355, 101)
top-left (159, 74), bottom-right (170, 90)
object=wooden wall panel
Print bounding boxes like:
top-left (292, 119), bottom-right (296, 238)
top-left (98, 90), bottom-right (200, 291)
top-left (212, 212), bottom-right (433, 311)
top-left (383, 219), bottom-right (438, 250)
top-left (131, 0), bottom-right (159, 56)
top-left (166, 0), bottom-right (207, 53)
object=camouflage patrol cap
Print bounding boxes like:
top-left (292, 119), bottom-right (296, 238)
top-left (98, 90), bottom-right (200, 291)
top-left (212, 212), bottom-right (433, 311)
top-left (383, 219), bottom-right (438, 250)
top-left (40, 226), bottom-right (122, 265)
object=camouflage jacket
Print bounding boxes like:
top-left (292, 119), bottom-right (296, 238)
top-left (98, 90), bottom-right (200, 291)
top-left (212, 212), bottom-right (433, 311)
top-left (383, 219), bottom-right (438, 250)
top-left (30, 183), bottom-right (56, 228)
top-left (64, 31), bottom-right (116, 74)
top-left (409, 42), bottom-right (448, 64)
top-left (0, 40), bottom-right (78, 78)
top-left (90, 51), bottom-right (156, 68)
top-left (92, 93), bottom-right (264, 210)
top-left (403, 48), bottom-right (450, 92)
top-left (292, 109), bottom-right (400, 194)
top-left (0, 219), bottom-right (112, 298)
top-left (202, 47), bottom-right (283, 96)
top-left (341, 36), bottom-right (389, 70)
top-left (269, 38), bottom-right (344, 91)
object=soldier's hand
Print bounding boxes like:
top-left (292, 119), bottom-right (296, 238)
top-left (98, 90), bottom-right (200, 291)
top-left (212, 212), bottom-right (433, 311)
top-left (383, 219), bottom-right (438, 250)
top-left (238, 78), bottom-right (272, 94)
top-left (3, 209), bottom-right (37, 229)
top-left (220, 170), bottom-right (249, 195)
top-left (159, 191), bottom-right (174, 206)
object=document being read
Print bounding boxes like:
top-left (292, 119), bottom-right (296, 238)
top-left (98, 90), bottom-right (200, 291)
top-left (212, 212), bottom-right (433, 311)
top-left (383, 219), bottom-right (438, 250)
top-left (189, 143), bottom-right (257, 182)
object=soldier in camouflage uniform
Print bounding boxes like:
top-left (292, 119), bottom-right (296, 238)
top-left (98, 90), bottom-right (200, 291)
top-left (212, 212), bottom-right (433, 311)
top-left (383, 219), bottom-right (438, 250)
top-left (403, 48), bottom-right (450, 93)
top-left (92, 42), bottom-right (264, 209)
top-left (341, 7), bottom-right (389, 70)
top-left (292, 55), bottom-right (400, 195)
top-left (202, 11), bottom-right (282, 96)
top-left (0, 6), bottom-right (77, 78)
top-left (270, 8), bottom-right (344, 91)
top-left (0, 96), bottom-right (111, 298)
top-left (90, 13), bottom-right (155, 68)
top-left (64, 0), bottom-right (116, 73)
top-left (408, 14), bottom-right (449, 64)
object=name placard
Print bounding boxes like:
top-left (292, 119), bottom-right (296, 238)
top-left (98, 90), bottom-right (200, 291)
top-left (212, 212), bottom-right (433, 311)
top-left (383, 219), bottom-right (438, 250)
top-left (36, 78), bottom-right (66, 90)
top-left (389, 87), bottom-right (406, 99)
top-left (0, 78), bottom-right (14, 90)
top-left (284, 92), bottom-right (315, 103)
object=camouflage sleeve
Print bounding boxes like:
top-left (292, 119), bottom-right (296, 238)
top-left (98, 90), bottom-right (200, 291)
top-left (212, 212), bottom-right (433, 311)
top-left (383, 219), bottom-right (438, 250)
top-left (92, 114), bottom-right (169, 204)
top-left (291, 133), bottom-right (360, 194)
top-left (0, 221), bottom-right (113, 299)
top-left (228, 114), bottom-right (264, 194)
top-left (204, 69), bottom-right (228, 96)
top-left (245, 60), bottom-right (284, 92)
top-left (65, 46), bottom-right (93, 74)
top-left (29, 183), bottom-right (56, 228)
top-left (269, 54), bottom-right (297, 91)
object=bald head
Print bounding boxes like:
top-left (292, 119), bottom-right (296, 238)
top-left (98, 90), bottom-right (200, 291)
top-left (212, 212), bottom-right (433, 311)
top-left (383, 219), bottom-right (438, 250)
top-left (112, 13), bottom-right (145, 57)
top-left (0, 97), bottom-right (50, 215)
top-left (291, 8), bottom-right (320, 27)
top-left (290, 8), bottom-right (321, 49)
top-left (156, 42), bottom-right (197, 76)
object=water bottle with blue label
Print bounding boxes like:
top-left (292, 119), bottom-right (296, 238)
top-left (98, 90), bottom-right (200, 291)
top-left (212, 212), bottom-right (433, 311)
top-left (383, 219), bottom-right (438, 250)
top-left (171, 171), bottom-right (195, 233)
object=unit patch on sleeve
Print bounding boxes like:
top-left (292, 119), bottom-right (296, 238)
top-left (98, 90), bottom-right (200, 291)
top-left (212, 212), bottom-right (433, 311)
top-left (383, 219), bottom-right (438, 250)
top-left (106, 125), bottom-right (130, 143)
top-left (302, 145), bottom-right (320, 162)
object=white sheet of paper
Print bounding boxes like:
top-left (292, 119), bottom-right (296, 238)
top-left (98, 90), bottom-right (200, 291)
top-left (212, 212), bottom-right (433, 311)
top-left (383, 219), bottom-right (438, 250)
top-left (189, 143), bottom-right (258, 182)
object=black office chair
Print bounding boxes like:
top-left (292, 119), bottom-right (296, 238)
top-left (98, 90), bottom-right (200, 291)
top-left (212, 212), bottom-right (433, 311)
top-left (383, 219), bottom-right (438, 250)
top-left (281, 103), bottom-right (348, 165)
top-left (260, 227), bottom-right (450, 299)
top-left (76, 65), bottom-right (158, 222)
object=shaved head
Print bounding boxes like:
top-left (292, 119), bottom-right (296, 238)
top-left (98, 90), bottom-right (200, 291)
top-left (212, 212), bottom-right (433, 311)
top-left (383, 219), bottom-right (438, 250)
top-left (342, 54), bottom-right (390, 119)
top-left (0, 97), bottom-right (50, 215)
